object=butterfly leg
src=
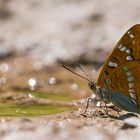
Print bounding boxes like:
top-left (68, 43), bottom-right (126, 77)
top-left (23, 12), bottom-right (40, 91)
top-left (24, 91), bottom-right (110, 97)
top-left (97, 101), bottom-right (109, 116)
top-left (81, 97), bottom-right (94, 117)
top-left (103, 102), bottom-right (109, 116)
top-left (104, 104), bottom-right (122, 117)
top-left (110, 106), bottom-right (121, 116)
top-left (116, 110), bottom-right (121, 116)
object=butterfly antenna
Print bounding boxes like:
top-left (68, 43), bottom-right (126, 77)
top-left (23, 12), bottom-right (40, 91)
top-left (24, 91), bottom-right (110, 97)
top-left (62, 64), bottom-right (91, 83)
top-left (76, 63), bottom-right (89, 80)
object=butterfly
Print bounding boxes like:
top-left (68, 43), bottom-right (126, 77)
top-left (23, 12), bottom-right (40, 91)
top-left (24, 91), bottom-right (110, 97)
top-left (63, 24), bottom-right (140, 114)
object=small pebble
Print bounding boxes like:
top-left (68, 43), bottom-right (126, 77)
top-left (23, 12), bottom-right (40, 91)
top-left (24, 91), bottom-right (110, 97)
top-left (122, 117), bottom-right (139, 129)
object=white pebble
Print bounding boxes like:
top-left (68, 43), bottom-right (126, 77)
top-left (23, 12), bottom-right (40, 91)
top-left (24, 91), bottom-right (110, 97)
top-left (96, 101), bottom-right (101, 107)
top-left (124, 117), bottom-right (140, 127)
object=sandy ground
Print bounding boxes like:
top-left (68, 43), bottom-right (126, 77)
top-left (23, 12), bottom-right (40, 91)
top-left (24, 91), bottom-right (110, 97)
top-left (0, 107), bottom-right (139, 140)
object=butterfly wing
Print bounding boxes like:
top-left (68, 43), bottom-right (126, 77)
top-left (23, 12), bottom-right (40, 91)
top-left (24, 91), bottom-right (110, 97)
top-left (97, 24), bottom-right (140, 88)
top-left (109, 90), bottom-right (139, 113)
top-left (105, 61), bottom-right (140, 108)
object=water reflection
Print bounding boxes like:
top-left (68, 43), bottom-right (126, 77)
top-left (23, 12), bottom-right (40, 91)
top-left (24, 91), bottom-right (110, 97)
top-left (0, 63), bottom-right (9, 73)
top-left (28, 78), bottom-right (37, 90)
top-left (28, 93), bottom-right (35, 98)
top-left (71, 83), bottom-right (78, 91)
top-left (48, 77), bottom-right (56, 85)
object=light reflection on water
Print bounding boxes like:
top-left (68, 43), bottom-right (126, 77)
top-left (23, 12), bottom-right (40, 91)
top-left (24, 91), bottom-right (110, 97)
top-left (0, 63), bottom-right (9, 73)
top-left (48, 77), bottom-right (56, 85)
top-left (28, 78), bottom-right (37, 90)
top-left (71, 83), bottom-right (78, 91)
top-left (28, 93), bottom-right (35, 98)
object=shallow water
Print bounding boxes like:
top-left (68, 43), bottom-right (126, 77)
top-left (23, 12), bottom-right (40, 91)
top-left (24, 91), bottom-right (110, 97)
top-left (0, 103), bottom-right (75, 117)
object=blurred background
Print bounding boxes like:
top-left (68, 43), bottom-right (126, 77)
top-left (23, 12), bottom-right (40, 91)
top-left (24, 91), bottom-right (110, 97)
top-left (0, 0), bottom-right (140, 116)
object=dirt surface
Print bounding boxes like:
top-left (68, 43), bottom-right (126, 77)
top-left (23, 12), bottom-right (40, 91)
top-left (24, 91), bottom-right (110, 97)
top-left (0, 108), bottom-right (139, 140)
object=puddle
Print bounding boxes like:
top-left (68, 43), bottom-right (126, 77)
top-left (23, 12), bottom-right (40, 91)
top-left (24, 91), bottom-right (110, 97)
top-left (15, 90), bottom-right (75, 101)
top-left (0, 103), bottom-right (75, 117)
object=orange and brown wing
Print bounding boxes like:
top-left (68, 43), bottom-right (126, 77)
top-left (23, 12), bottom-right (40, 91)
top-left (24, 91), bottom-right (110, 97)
top-left (97, 24), bottom-right (140, 88)
top-left (105, 61), bottom-right (140, 107)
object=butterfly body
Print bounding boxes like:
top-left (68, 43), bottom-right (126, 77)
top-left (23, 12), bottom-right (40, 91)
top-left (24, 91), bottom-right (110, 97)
top-left (89, 24), bottom-right (140, 114)
top-left (90, 85), bottom-right (139, 113)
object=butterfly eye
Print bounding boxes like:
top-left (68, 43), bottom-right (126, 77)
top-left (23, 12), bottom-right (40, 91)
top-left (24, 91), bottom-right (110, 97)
top-left (88, 81), bottom-right (95, 90)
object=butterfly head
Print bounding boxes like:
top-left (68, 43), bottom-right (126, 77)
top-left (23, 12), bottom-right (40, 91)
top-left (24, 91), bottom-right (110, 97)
top-left (88, 81), bottom-right (96, 91)
top-left (88, 81), bottom-right (110, 102)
